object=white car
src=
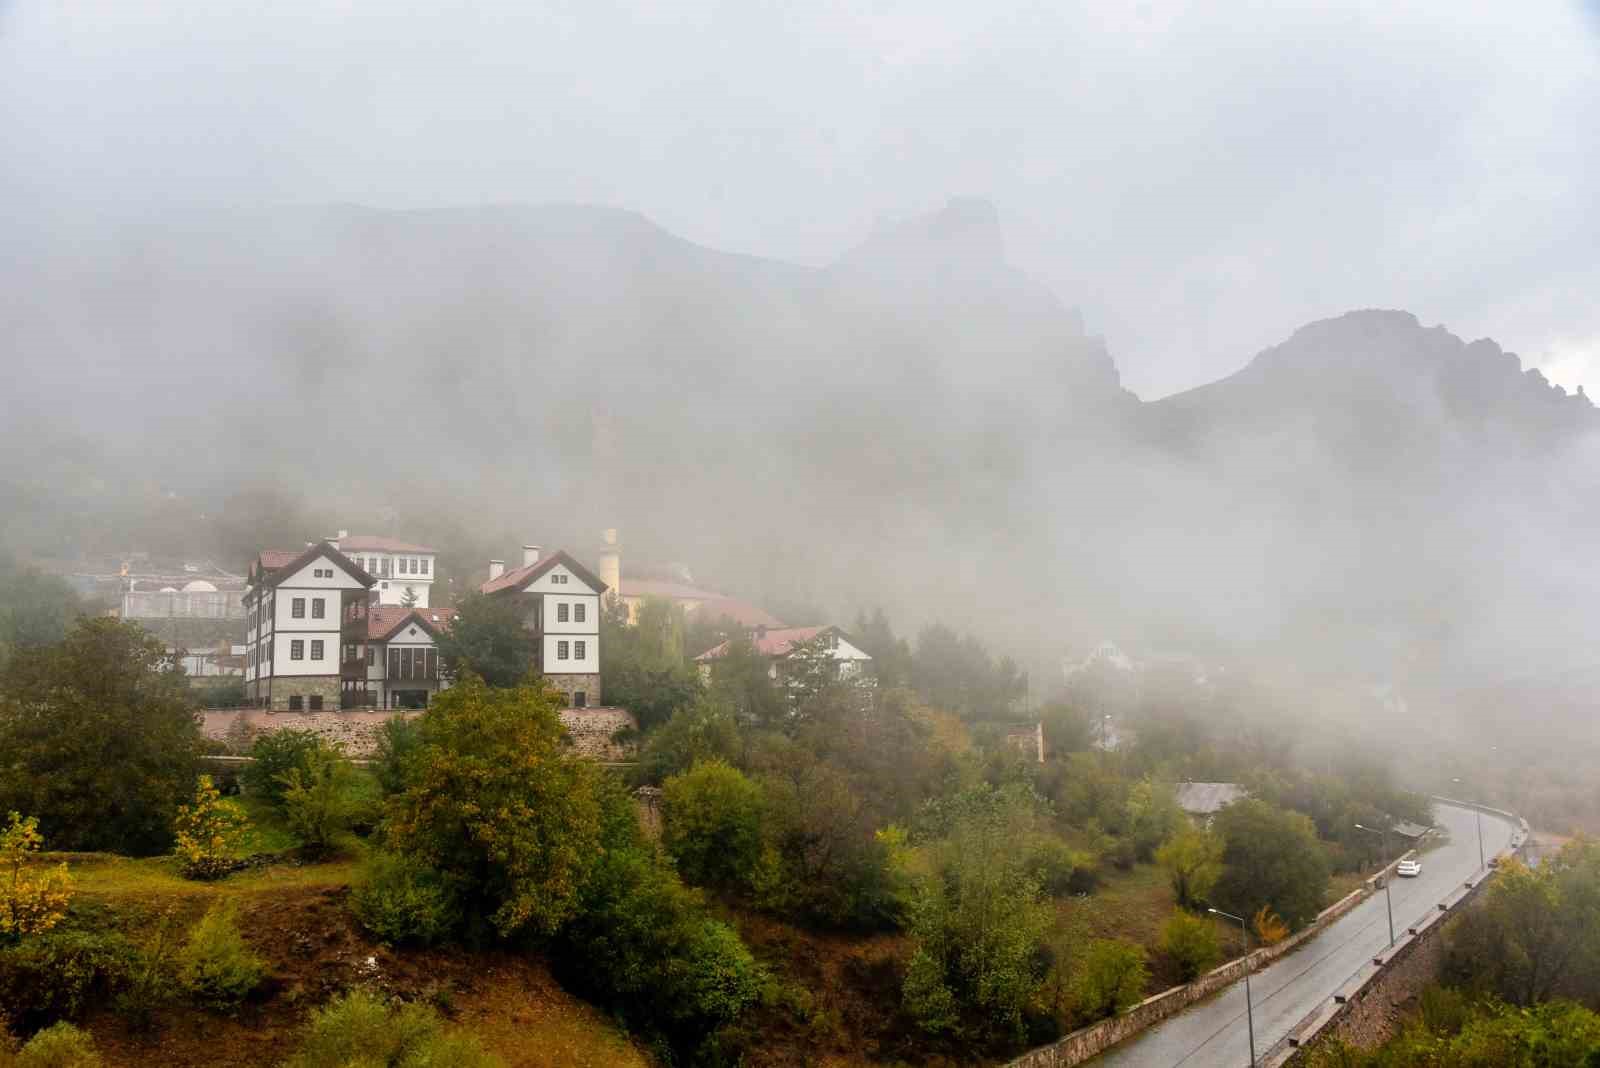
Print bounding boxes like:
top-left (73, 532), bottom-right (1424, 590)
top-left (1396, 859), bottom-right (1422, 878)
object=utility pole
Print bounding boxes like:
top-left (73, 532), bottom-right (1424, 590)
top-left (1210, 908), bottom-right (1256, 1066)
top-left (1355, 823), bottom-right (1396, 947)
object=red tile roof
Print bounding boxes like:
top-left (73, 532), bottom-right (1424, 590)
top-left (693, 597), bottom-right (786, 629)
top-left (695, 625), bottom-right (831, 662)
top-left (336, 535), bottom-right (436, 553)
top-left (480, 550), bottom-right (608, 595)
top-left (623, 579), bottom-right (724, 600)
top-left (251, 543), bottom-right (375, 588)
top-left (620, 580), bottom-right (785, 628)
top-left (368, 605), bottom-right (457, 641)
top-left (258, 550), bottom-right (301, 570)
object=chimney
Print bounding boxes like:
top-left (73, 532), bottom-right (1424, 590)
top-left (488, 560), bottom-right (505, 581)
top-left (598, 528), bottom-right (621, 598)
top-left (523, 545), bottom-right (541, 568)
top-left (337, 529), bottom-right (349, 540)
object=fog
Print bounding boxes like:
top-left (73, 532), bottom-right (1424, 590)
top-left (2, 3), bottom-right (1598, 767)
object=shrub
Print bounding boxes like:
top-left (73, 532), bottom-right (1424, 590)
top-left (553, 846), bottom-right (762, 1052)
top-left (662, 759), bottom-right (765, 888)
top-left (279, 746), bottom-right (358, 857)
top-left (372, 715), bottom-right (421, 796)
top-left (632, 698), bottom-right (740, 786)
top-left (172, 775), bottom-right (249, 880)
top-left (284, 988), bottom-right (503, 1068)
top-left (350, 851), bottom-right (460, 946)
top-left (1253, 905), bottom-right (1290, 946)
top-left (1161, 910), bottom-right (1221, 982)
top-left (1026, 837), bottom-right (1096, 897)
top-left (0, 929), bottom-right (136, 1032)
top-left (1, 813), bottom-right (71, 940)
top-left (175, 902), bottom-right (265, 1010)
top-left (8, 1022), bottom-right (101, 1068)
top-left (1072, 939), bottom-right (1149, 1021)
top-left (1156, 827), bottom-right (1224, 910)
top-left (112, 909), bottom-right (180, 1033)
top-left (241, 729), bottom-right (323, 807)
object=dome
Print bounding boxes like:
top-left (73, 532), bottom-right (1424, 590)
top-left (182, 579), bottom-right (218, 592)
top-left (159, 586), bottom-right (179, 593)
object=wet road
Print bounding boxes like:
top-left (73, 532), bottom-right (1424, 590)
top-left (1091, 801), bottom-right (1516, 1067)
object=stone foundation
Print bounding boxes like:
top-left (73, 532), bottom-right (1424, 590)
top-left (262, 675), bottom-right (343, 711)
top-left (545, 672), bottom-right (602, 707)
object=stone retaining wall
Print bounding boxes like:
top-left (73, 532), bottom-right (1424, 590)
top-left (1265, 798), bottom-right (1529, 1065)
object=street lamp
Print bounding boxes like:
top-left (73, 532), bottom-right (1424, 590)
top-left (1451, 777), bottom-right (1485, 869)
top-left (1354, 823), bottom-right (1395, 947)
top-left (1209, 907), bottom-right (1256, 1067)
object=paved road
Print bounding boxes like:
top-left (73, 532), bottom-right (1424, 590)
top-left (1092, 802), bottom-right (1516, 1067)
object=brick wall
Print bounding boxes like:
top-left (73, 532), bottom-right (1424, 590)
top-left (547, 673), bottom-right (602, 707)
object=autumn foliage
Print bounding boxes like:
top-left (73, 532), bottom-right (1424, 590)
top-left (0, 812), bottom-right (71, 941)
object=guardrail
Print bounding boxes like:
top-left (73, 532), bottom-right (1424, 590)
top-left (1262, 799), bottom-right (1524, 1065)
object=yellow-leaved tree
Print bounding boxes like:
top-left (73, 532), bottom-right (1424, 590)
top-left (1, 811), bottom-right (72, 941)
top-left (172, 776), bottom-right (249, 880)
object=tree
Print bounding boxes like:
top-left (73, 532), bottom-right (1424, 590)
top-left (0, 557), bottom-right (82, 672)
top-left (1073, 939), bottom-right (1150, 1020)
top-left (909, 623), bottom-right (1027, 721)
top-left (172, 775), bottom-right (249, 880)
top-left (1445, 840), bottom-right (1600, 1007)
top-left (241, 729), bottom-right (324, 807)
top-left (434, 592), bottom-right (535, 688)
top-left (661, 759), bottom-right (765, 888)
top-left (0, 812), bottom-right (71, 941)
top-left (853, 608), bottom-right (913, 689)
top-left (400, 586), bottom-right (419, 608)
top-left (707, 635), bottom-right (785, 726)
top-left (634, 697), bottom-right (741, 786)
top-left (279, 746), bottom-right (359, 857)
top-left (1211, 799), bottom-right (1331, 931)
top-left (1161, 909), bottom-right (1221, 982)
top-left (601, 596), bottom-right (703, 731)
top-left (1156, 827), bottom-right (1225, 909)
top-left (382, 675), bottom-right (605, 940)
top-left (0, 618), bottom-right (201, 854)
top-left (1126, 779), bottom-right (1184, 861)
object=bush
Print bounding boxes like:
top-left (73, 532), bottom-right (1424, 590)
top-left (633, 697), bottom-right (740, 786)
top-left (1, 813), bottom-right (72, 939)
top-left (241, 729), bottom-right (323, 808)
top-left (662, 759), bottom-right (765, 888)
top-left (1161, 910), bottom-right (1221, 982)
top-left (172, 775), bottom-right (249, 880)
top-left (284, 988), bottom-right (503, 1068)
top-left (1026, 837), bottom-right (1096, 896)
top-left (279, 746), bottom-right (359, 857)
top-left (175, 902), bottom-right (264, 1010)
top-left (7, 1022), bottom-right (101, 1068)
top-left (0, 929), bottom-right (136, 1032)
top-left (1072, 939), bottom-right (1149, 1021)
top-left (1211, 799), bottom-right (1330, 931)
top-left (1156, 827), bottom-right (1224, 910)
top-left (553, 846), bottom-right (762, 1052)
top-left (350, 851), bottom-right (460, 946)
top-left (372, 715), bottom-right (421, 796)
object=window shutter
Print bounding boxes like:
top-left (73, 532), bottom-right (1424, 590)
top-left (426, 649), bottom-right (437, 679)
top-left (388, 648), bottom-right (400, 678)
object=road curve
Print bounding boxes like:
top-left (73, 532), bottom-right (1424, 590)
top-left (1090, 801), bottom-right (1516, 1067)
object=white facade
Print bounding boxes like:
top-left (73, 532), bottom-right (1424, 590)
top-left (515, 561), bottom-right (602, 681)
top-left (334, 536), bottom-right (437, 608)
top-left (243, 544), bottom-right (374, 709)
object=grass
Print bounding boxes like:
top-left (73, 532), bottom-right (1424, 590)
top-left (234, 792), bottom-right (300, 853)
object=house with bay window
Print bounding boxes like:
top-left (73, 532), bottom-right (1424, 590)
top-left (243, 541), bottom-right (376, 711)
top-left (330, 532), bottom-right (438, 608)
top-left (480, 545), bottom-right (607, 708)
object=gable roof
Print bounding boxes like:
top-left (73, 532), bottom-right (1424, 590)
top-left (336, 535), bottom-right (436, 554)
top-left (480, 549), bottom-right (608, 596)
top-left (368, 604), bottom-right (457, 641)
top-left (695, 625), bottom-right (848, 662)
top-left (1172, 782), bottom-right (1247, 816)
top-left (693, 596), bottom-right (787, 629)
top-left (250, 542), bottom-right (375, 589)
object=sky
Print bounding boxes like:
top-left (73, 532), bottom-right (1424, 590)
top-left (2, 0), bottom-right (1596, 399)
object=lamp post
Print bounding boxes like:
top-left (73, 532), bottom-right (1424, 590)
top-left (1452, 777), bottom-right (1485, 870)
top-left (1354, 823), bottom-right (1396, 947)
top-left (1209, 907), bottom-right (1256, 1067)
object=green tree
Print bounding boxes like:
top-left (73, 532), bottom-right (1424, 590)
top-left (1072, 940), bottom-right (1150, 1021)
top-left (1445, 840), bottom-right (1600, 1007)
top-left (284, 988), bottom-right (503, 1068)
top-left (434, 592), bottom-right (535, 688)
top-left (1161, 909), bottom-right (1221, 982)
top-left (0, 558), bottom-right (83, 672)
top-left (853, 608), bottom-right (913, 689)
top-left (707, 635), bottom-right (785, 726)
top-left (600, 596), bottom-right (703, 731)
top-left (1211, 799), bottom-right (1331, 931)
top-left (1156, 827), bottom-right (1225, 909)
top-left (279, 746), bottom-right (359, 857)
top-left (0, 618), bottom-right (201, 854)
top-left (909, 623), bottom-right (1027, 721)
top-left (661, 759), bottom-right (765, 888)
top-left (399, 586), bottom-right (419, 608)
top-left (382, 674), bottom-right (604, 940)
top-left (1126, 779), bottom-right (1184, 861)
top-left (241, 729), bottom-right (323, 808)
top-left (634, 697), bottom-right (741, 785)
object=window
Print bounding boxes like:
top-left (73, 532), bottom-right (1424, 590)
top-left (292, 598), bottom-right (305, 619)
top-left (552, 573), bottom-right (568, 584)
top-left (308, 695), bottom-right (323, 711)
top-left (557, 602), bottom-right (569, 623)
top-left (557, 641), bottom-right (569, 660)
top-left (288, 695), bottom-right (303, 711)
top-left (408, 558), bottom-right (417, 574)
top-left (574, 640), bottom-right (586, 660)
top-left (420, 558), bottom-right (429, 575)
top-left (574, 603), bottom-right (586, 623)
top-left (310, 640), bottom-right (324, 661)
top-left (573, 691), bottom-right (587, 708)
top-left (366, 646), bottom-right (374, 665)
top-left (344, 643), bottom-right (356, 663)
top-left (312, 597), bottom-right (325, 619)
top-left (291, 640), bottom-right (304, 660)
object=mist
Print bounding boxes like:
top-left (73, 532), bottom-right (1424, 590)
top-left (2, 3), bottom-right (1598, 779)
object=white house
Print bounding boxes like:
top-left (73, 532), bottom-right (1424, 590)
top-left (364, 604), bottom-right (457, 709)
top-left (243, 542), bottom-right (375, 711)
top-left (694, 625), bottom-right (873, 688)
top-left (481, 545), bottom-right (608, 708)
top-left (331, 532), bottom-right (439, 608)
